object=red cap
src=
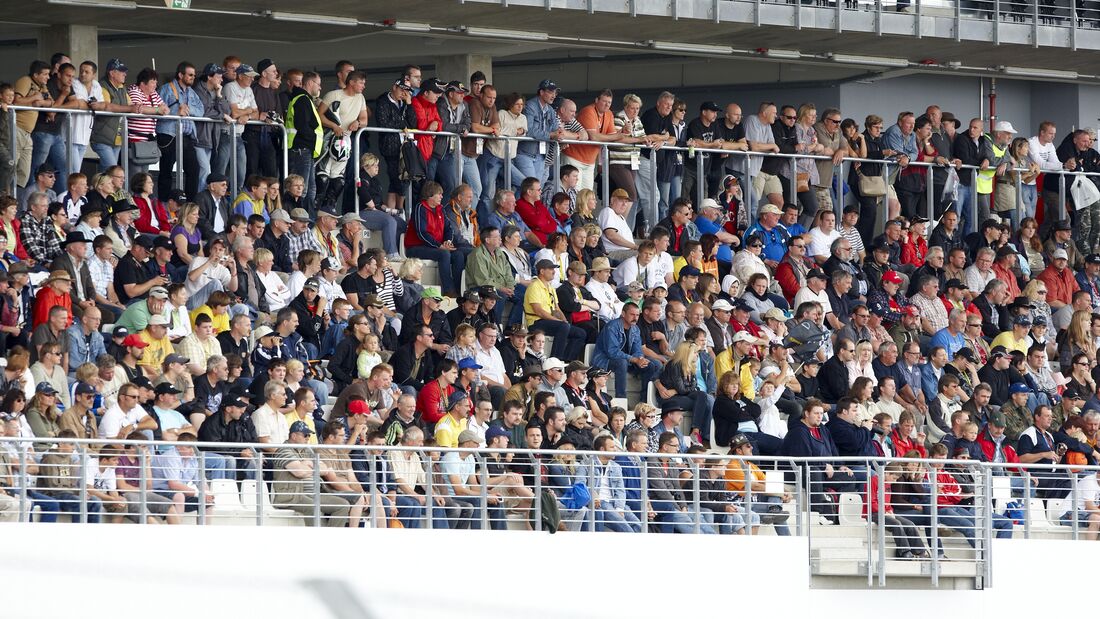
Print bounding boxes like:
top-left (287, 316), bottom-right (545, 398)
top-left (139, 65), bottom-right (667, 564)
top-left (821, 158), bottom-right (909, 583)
top-left (122, 334), bottom-right (148, 348)
top-left (347, 400), bottom-right (369, 415)
top-left (881, 270), bottom-right (903, 285)
top-left (904, 306), bottom-right (920, 317)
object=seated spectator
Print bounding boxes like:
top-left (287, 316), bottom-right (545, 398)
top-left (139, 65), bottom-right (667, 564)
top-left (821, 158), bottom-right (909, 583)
top-left (270, 421), bottom-right (352, 527)
top-left (865, 463), bottom-right (931, 559)
top-left (441, 428), bottom-right (506, 530)
top-left (647, 431), bottom-right (714, 534)
top-left (781, 399), bottom-right (860, 521)
top-left (404, 181), bottom-right (468, 299)
top-left (253, 248), bottom-right (291, 312)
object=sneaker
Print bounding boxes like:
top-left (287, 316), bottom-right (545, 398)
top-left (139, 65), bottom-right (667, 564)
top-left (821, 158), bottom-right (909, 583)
top-left (386, 253), bottom-right (403, 261)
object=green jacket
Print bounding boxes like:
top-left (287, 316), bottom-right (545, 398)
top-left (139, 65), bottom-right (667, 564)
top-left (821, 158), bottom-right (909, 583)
top-left (466, 245), bottom-right (513, 290)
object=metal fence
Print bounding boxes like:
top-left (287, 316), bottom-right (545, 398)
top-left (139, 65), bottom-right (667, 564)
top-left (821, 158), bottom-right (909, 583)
top-left (3, 435), bottom-right (1099, 585)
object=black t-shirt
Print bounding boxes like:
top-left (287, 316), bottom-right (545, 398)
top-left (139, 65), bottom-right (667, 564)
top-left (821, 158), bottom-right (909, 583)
top-left (35, 78), bottom-right (65, 134)
top-left (340, 272), bottom-right (373, 302)
top-left (193, 375), bottom-right (228, 416)
top-left (714, 121), bottom-right (745, 173)
top-left (687, 118), bottom-right (718, 166)
top-left (638, 317), bottom-right (667, 355)
top-left (640, 107), bottom-right (672, 158)
top-left (114, 253), bottom-right (150, 303)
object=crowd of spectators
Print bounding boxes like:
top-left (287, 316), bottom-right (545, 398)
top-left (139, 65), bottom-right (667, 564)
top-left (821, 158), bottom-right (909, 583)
top-left (2, 50), bottom-right (1100, 538)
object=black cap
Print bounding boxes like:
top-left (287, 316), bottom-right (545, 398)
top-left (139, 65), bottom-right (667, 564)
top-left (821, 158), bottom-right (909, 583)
top-left (133, 235), bottom-right (154, 250)
top-left (421, 78), bottom-right (445, 94)
top-left (807, 268), bottom-right (827, 281)
top-left (1087, 254), bottom-right (1100, 265)
top-left (201, 63), bottom-right (225, 78)
top-left (871, 239), bottom-right (891, 252)
top-left (154, 383), bottom-right (183, 396)
top-left (152, 236), bottom-right (173, 251)
top-left (945, 278), bottom-right (967, 290)
top-left (699, 101), bottom-right (722, 112)
top-left (954, 347), bottom-right (977, 362)
top-left (165, 189), bottom-right (187, 204)
top-left (1063, 387), bottom-right (1084, 401)
top-left (537, 79), bottom-right (558, 92)
top-left (1054, 220), bottom-right (1072, 231)
top-left (132, 376), bottom-right (154, 390)
top-left (105, 58), bottom-right (128, 73)
top-left (35, 163), bottom-right (56, 176)
top-left (995, 245), bottom-right (1017, 258)
top-left (393, 78), bottom-right (413, 92)
top-left (256, 58), bottom-right (274, 74)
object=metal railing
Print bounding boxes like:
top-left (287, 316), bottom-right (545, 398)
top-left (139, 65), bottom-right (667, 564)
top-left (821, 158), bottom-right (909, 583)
top-left (3, 435), bottom-right (1098, 585)
top-left (7, 104), bottom-right (289, 199)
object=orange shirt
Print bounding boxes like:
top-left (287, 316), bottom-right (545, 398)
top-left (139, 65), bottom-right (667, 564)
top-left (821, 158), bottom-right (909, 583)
top-left (33, 287), bottom-right (72, 330)
top-left (570, 104), bottom-right (614, 165)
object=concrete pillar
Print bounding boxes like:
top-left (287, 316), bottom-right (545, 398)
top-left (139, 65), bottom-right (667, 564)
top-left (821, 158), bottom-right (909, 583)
top-left (433, 54), bottom-right (493, 87)
top-left (39, 24), bottom-right (98, 69)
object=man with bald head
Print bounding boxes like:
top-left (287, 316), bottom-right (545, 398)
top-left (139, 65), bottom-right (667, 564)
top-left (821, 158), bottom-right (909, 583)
top-left (554, 98), bottom-right (591, 188)
top-left (717, 103), bottom-right (749, 192)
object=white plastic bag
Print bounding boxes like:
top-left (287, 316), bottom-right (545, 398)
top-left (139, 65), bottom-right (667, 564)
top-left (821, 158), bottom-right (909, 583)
top-left (1071, 174), bottom-right (1100, 210)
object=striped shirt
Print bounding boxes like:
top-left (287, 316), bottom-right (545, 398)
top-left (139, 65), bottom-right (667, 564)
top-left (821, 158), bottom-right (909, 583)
top-left (126, 85), bottom-right (163, 141)
top-left (87, 253), bottom-right (114, 298)
top-left (368, 267), bottom-right (404, 312)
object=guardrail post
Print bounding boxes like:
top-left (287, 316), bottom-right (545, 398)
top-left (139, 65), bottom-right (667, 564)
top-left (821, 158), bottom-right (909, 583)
top-left (1059, 173), bottom-right (1066, 223)
top-left (866, 462), bottom-right (874, 588)
top-left (881, 162), bottom-right (891, 228)
top-left (601, 145), bottom-right (610, 207)
top-left (587, 457), bottom-right (597, 532)
top-left (198, 450), bottom-right (207, 525)
top-left (230, 129), bottom-right (239, 198)
top-left (1071, 470), bottom-right (1080, 540)
top-left (970, 179), bottom-right (978, 232)
top-left (121, 116), bottom-right (130, 180)
top-left (66, 116), bottom-right (74, 176)
top-left (640, 458), bottom-right (650, 534)
top-left (876, 460), bottom-right (886, 587)
top-left (533, 455), bottom-right (542, 531)
top-left (279, 124), bottom-right (289, 183)
top-left (175, 122), bottom-right (184, 191)
top-left (313, 449), bottom-right (322, 527)
top-left (504, 141), bottom-right (514, 192)
top-left (925, 164), bottom-right (935, 222)
top-left (352, 128), bottom-right (363, 215)
top-left (695, 153), bottom-right (705, 208)
top-left (17, 441), bottom-right (27, 522)
top-left (139, 447), bottom-right (148, 524)
top-left (789, 158), bottom-right (797, 206)
top-left (742, 458), bottom-right (753, 536)
top-left (254, 451), bottom-right (264, 526)
top-left (691, 458), bottom-right (701, 534)
top-left (983, 465), bottom-right (994, 588)
top-left (1023, 469), bottom-right (1031, 538)
top-left (368, 449), bottom-right (378, 528)
top-left (478, 452), bottom-right (490, 530)
top-left (648, 149), bottom-right (659, 230)
top-left (8, 112), bottom-right (17, 195)
top-left (795, 462), bottom-right (804, 537)
top-left (78, 445), bottom-right (88, 524)
top-left (931, 464), bottom-right (939, 588)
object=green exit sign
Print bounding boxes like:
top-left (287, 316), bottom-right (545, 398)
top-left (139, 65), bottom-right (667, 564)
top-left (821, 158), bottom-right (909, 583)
top-left (166, 0), bottom-right (190, 7)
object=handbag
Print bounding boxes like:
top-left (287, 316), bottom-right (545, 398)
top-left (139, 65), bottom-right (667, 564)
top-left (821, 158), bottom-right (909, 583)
top-left (796, 172), bottom-right (810, 193)
top-left (399, 138), bottom-right (426, 182)
top-left (857, 170), bottom-right (887, 197)
top-left (128, 136), bottom-right (160, 166)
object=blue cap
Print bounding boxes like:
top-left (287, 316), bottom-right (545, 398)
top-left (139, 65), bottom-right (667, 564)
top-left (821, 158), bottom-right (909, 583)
top-left (1009, 382), bottom-right (1030, 395)
top-left (485, 426), bottom-right (510, 443)
top-left (458, 357), bottom-right (483, 371)
top-left (679, 265), bottom-right (702, 278)
top-left (538, 79), bottom-right (558, 92)
top-left (201, 63), bottom-right (225, 77)
top-left (105, 58), bottom-right (128, 73)
top-left (289, 420), bottom-right (313, 435)
top-left (36, 382), bottom-right (58, 396)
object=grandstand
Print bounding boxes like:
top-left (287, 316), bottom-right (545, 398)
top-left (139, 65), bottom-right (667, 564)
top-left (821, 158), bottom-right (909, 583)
top-left (1, 0), bottom-right (1100, 612)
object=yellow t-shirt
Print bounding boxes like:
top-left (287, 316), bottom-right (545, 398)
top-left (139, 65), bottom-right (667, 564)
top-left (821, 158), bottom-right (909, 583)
top-left (283, 413), bottom-right (318, 445)
top-left (989, 331), bottom-right (1027, 355)
top-left (138, 331), bottom-right (173, 372)
top-left (523, 278), bottom-right (558, 327)
top-left (433, 414), bottom-right (468, 449)
top-left (190, 304), bottom-right (230, 334)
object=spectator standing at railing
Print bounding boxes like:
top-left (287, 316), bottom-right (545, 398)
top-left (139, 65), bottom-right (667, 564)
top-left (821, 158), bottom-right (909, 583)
top-left (126, 68), bottom-right (168, 173)
top-left (221, 64), bottom-right (258, 191)
top-left (155, 62), bottom-right (203, 201)
top-left (1058, 130), bottom-right (1100, 256)
top-left (245, 59), bottom-right (281, 182)
top-left (193, 64), bottom-right (231, 196)
top-left (374, 78), bottom-right (416, 213)
top-left (1028, 121), bottom-right (1063, 224)
top-left (430, 81), bottom-right (477, 206)
top-left (813, 107), bottom-right (848, 215)
top-left (11, 61), bottom-right (52, 190)
top-left (515, 80), bottom-right (560, 190)
top-left (88, 59), bottom-right (137, 173)
top-left (952, 118), bottom-right (989, 236)
top-left (639, 92), bottom-right (676, 222)
top-left (0, 83), bottom-right (14, 194)
top-left (31, 63), bottom-right (83, 193)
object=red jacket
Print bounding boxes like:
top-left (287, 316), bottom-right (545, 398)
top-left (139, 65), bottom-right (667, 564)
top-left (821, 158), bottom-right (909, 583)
top-left (516, 198), bottom-right (557, 245)
top-left (405, 200), bottom-right (448, 249)
top-left (863, 475), bottom-right (894, 517)
top-left (416, 379), bottom-right (455, 425)
top-left (976, 426), bottom-right (1020, 472)
top-left (412, 95), bottom-right (441, 162)
top-left (33, 286), bottom-right (72, 329)
top-left (887, 427), bottom-right (927, 459)
top-left (900, 235), bottom-right (927, 268)
top-left (774, 253), bottom-right (813, 303)
top-left (134, 196), bottom-right (172, 235)
top-left (934, 470), bottom-right (964, 506)
top-left (1037, 264), bottom-right (1080, 308)
top-left (0, 218), bottom-right (28, 261)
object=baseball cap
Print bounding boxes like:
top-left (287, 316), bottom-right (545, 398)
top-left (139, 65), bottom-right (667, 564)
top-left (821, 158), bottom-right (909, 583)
top-left (289, 420), bottom-right (313, 436)
top-left (154, 383), bottom-right (183, 396)
top-left (347, 400), bottom-right (369, 415)
top-left (112, 326), bottom-right (129, 338)
top-left (447, 391), bottom-right (470, 410)
top-left (904, 306), bottom-right (920, 317)
top-left (148, 314), bottom-right (169, 326)
top-left (587, 366), bottom-right (610, 378)
top-left (165, 189), bottom-right (187, 204)
top-left (303, 277), bottom-right (321, 291)
top-left (711, 299), bottom-right (734, 312)
top-left (505, 324), bottom-right (528, 337)
top-left (290, 208), bottom-right (311, 222)
top-left (476, 286), bottom-right (499, 300)
top-left (36, 382), bottom-right (58, 396)
top-left (535, 259), bottom-right (557, 271)
top-left (133, 235), bottom-right (154, 250)
top-left (458, 357), bottom-right (483, 371)
top-left (270, 209), bottom-right (292, 224)
top-left (807, 268), bottom-right (828, 281)
top-left (339, 212), bottom-right (365, 226)
top-left (460, 289), bottom-right (482, 304)
top-left (445, 81), bottom-right (469, 93)
top-left (225, 395), bottom-right (249, 409)
top-left (732, 299), bottom-right (752, 313)
top-left (537, 79), bottom-right (558, 92)
top-left (1053, 248), bottom-right (1069, 260)
top-left (236, 64), bottom-right (259, 77)
top-left (732, 331), bottom-right (755, 344)
top-left (253, 325), bottom-right (275, 341)
top-left (1063, 387), bottom-right (1084, 401)
top-left (421, 286), bottom-right (444, 301)
top-left (987, 411), bottom-right (1007, 428)
top-left (699, 198), bottom-right (721, 211)
top-left (456, 429), bottom-right (480, 445)
top-left (105, 58), bottom-right (128, 73)
top-left (994, 120), bottom-right (1018, 134)
top-left (201, 63), bottom-right (225, 77)
top-left (317, 207), bottom-right (339, 220)
top-left (1054, 220), bottom-right (1072, 231)
top-left (393, 78), bottom-right (413, 92)
top-left (763, 307), bottom-right (788, 322)
top-left (699, 101), bottom-right (721, 112)
top-left (164, 353), bottom-right (189, 365)
top-left (1087, 254), bottom-right (1100, 265)
top-left (954, 347), bottom-right (977, 362)
top-left (485, 426), bottom-right (509, 443)
top-left (322, 256), bottom-right (341, 271)
top-left (989, 347), bottom-right (1010, 360)
top-left (881, 270), bottom-right (903, 285)
top-left (152, 236), bottom-right (173, 251)
top-left (996, 245), bottom-right (1017, 258)
top-left (1009, 382), bottom-right (1030, 395)
top-left (945, 278), bottom-right (967, 290)
top-left (679, 265), bottom-right (701, 278)
top-left (567, 261), bottom-right (587, 275)
top-left (421, 77), bottom-right (445, 94)
top-left (122, 334), bottom-right (148, 348)
top-left (542, 357), bottom-right (566, 372)
top-left (565, 360), bottom-right (589, 374)
top-left (74, 382), bottom-right (97, 396)
top-left (759, 204), bottom-right (782, 216)
top-left (256, 58), bottom-right (274, 74)
top-left (1013, 314), bottom-right (1033, 327)
top-left (729, 433), bottom-right (752, 449)
top-left (132, 376), bottom-right (154, 391)
top-left (361, 294), bottom-right (384, 309)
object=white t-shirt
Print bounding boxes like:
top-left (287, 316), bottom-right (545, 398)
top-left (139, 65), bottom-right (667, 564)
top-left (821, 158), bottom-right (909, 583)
top-left (474, 344), bottom-right (507, 384)
top-left (98, 404), bottom-right (151, 440)
top-left (70, 79), bottom-right (101, 145)
top-left (808, 227), bottom-right (841, 260)
top-left (287, 270), bottom-right (308, 299)
top-left (1074, 473), bottom-right (1100, 512)
top-left (253, 404), bottom-right (289, 445)
top-left (793, 287), bottom-right (832, 317)
top-left (258, 270), bottom-right (292, 311)
top-left (86, 461), bottom-right (117, 492)
top-left (598, 207), bottom-right (634, 253)
top-left (1027, 136), bottom-right (1063, 186)
top-left (223, 81), bottom-right (256, 135)
top-left (653, 252), bottom-right (674, 286)
top-left (186, 257), bottom-right (232, 297)
top-left (321, 89), bottom-right (366, 129)
top-left (586, 279), bottom-right (622, 321)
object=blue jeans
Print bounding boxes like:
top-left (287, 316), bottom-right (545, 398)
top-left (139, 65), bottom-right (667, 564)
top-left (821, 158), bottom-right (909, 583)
top-left (661, 392), bottom-right (713, 440)
top-left (597, 507), bottom-right (642, 532)
top-left (705, 506), bottom-right (759, 534)
top-left (514, 152), bottom-right (545, 187)
top-left (956, 184), bottom-right (975, 236)
top-left (70, 143), bottom-right (87, 176)
top-left (91, 142), bottom-right (120, 173)
top-left (531, 318), bottom-right (587, 364)
top-left (499, 283), bottom-right (526, 327)
top-left (651, 500), bottom-right (716, 534)
top-left (658, 175), bottom-right (682, 224)
top-left (288, 147), bottom-right (317, 210)
top-left (1021, 184), bottom-right (1038, 221)
top-left (306, 378), bottom-right (329, 407)
top-left (24, 489), bottom-right (59, 523)
top-left (477, 151), bottom-right (506, 218)
top-left (594, 353), bottom-right (662, 399)
top-left (379, 494), bottom-right (426, 528)
top-left (360, 209), bottom-right (404, 255)
top-left (405, 245), bottom-right (467, 296)
top-left (217, 131), bottom-right (246, 193)
top-left (52, 491), bottom-right (102, 524)
top-left (31, 131), bottom-right (68, 190)
top-left (195, 146), bottom-right (212, 193)
top-left (435, 151), bottom-right (482, 204)
top-left (451, 495), bottom-right (505, 530)
top-left (199, 451), bottom-right (234, 480)
top-left (751, 496), bottom-right (791, 536)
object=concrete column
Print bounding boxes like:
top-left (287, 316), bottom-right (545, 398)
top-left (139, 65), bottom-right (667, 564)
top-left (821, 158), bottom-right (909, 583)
top-left (39, 24), bottom-right (98, 68)
top-left (433, 54), bottom-right (493, 86)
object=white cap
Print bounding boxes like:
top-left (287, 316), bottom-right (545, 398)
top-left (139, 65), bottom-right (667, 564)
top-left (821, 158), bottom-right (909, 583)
top-left (759, 365), bottom-right (780, 379)
top-left (732, 331), bottom-right (755, 344)
top-left (994, 121), bottom-right (1017, 134)
top-left (699, 198), bottom-right (721, 211)
top-left (542, 357), bottom-right (566, 372)
top-left (711, 299), bottom-right (734, 312)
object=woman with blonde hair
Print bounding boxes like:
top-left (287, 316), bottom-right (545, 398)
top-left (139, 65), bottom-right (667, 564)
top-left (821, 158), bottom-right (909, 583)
top-left (654, 341), bottom-right (714, 447)
top-left (994, 138), bottom-right (1039, 214)
top-left (264, 177), bottom-right (283, 213)
top-left (1061, 309), bottom-right (1097, 367)
top-left (625, 402), bottom-right (659, 452)
top-left (1022, 279), bottom-right (1052, 329)
top-left (794, 103), bottom-right (825, 224)
top-left (611, 93), bottom-right (647, 228)
top-left (396, 257), bottom-right (424, 314)
top-left (846, 340), bottom-right (878, 388)
top-left (572, 188), bottom-right (598, 229)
